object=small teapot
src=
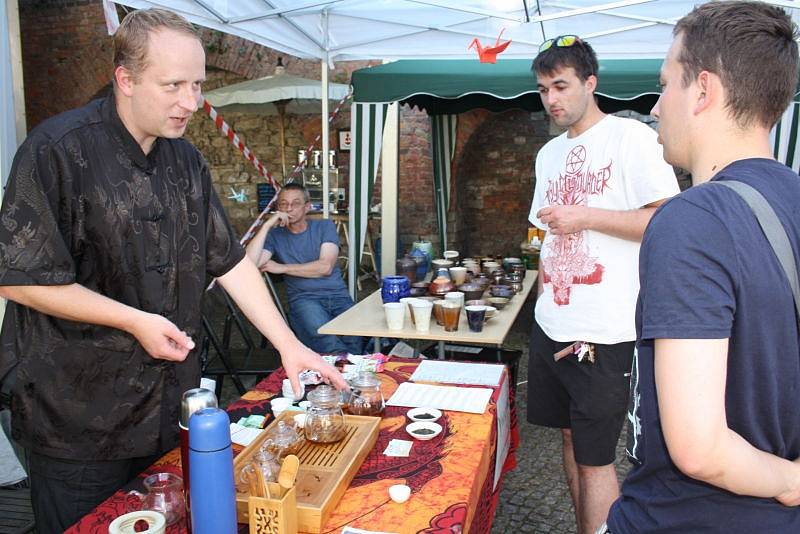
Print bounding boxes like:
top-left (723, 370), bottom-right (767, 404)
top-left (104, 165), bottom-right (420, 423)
top-left (126, 472), bottom-right (185, 526)
top-left (237, 446), bottom-right (281, 494)
top-left (305, 385), bottom-right (346, 443)
top-left (346, 371), bottom-right (385, 416)
top-left (264, 420), bottom-right (303, 459)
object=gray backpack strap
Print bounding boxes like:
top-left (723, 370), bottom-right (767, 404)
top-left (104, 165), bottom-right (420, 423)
top-left (716, 180), bottom-right (800, 325)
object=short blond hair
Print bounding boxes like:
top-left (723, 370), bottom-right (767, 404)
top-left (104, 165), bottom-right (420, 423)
top-left (113, 8), bottom-right (200, 81)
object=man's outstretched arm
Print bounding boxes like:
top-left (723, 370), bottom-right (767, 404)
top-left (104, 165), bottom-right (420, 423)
top-left (217, 255), bottom-right (348, 394)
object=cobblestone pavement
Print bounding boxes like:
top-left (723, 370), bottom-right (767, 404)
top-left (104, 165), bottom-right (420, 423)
top-left (489, 311), bottom-right (632, 534)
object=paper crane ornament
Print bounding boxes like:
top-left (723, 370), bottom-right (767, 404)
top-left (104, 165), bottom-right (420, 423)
top-left (227, 187), bottom-right (249, 203)
top-left (468, 29), bottom-right (512, 64)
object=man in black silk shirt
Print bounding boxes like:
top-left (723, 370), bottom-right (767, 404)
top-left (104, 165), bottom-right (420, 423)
top-left (0, 8), bottom-right (346, 532)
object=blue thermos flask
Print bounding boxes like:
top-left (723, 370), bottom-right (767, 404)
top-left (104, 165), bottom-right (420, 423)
top-left (189, 407), bottom-right (237, 533)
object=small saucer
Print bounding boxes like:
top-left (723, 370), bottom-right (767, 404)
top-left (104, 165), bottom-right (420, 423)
top-left (406, 407), bottom-right (442, 423)
top-left (406, 421), bottom-right (443, 441)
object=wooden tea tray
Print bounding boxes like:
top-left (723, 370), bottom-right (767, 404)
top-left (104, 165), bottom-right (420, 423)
top-left (234, 411), bottom-right (381, 533)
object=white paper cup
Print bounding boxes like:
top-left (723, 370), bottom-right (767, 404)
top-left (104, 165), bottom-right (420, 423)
top-left (384, 302), bottom-right (405, 330)
top-left (410, 299), bottom-right (433, 332)
top-left (399, 297), bottom-right (419, 323)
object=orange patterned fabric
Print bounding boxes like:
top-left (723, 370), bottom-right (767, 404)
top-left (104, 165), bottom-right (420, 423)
top-left (67, 359), bottom-right (518, 534)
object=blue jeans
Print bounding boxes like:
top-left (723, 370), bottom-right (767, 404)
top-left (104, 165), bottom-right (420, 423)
top-left (288, 294), bottom-right (365, 354)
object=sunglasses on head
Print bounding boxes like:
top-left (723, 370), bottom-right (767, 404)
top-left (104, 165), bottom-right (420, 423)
top-left (538, 35), bottom-right (581, 53)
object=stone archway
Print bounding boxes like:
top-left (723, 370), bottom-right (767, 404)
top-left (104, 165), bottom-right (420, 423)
top-left (451, 109), bottom-right (551, 258)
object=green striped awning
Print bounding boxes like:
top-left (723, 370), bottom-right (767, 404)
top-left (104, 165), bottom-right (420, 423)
top-left (348, 103), bottom-right (389, 298)
top-left (772, 101), bottom-right (800, 173)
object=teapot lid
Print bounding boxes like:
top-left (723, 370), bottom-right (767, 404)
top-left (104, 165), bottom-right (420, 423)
top-left (307, 384), bottom-right (340, 406)
top-left (349, 371), bottom-right (380, 389)
top-left (269, 420), bottom-right (300, 447)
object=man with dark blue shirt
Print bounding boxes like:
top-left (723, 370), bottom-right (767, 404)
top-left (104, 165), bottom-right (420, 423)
top-left (606, 2), bottom-right (800, 532)
top-left (246, 183), bottom-right (364, 354)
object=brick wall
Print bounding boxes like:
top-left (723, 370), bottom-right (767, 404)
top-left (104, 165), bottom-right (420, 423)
top-left (454, 110), bottom-right (551, 258)
top-left (19, 0), bottom-right (113, 129)
top-left (397, 106), bottom-right (435, 250)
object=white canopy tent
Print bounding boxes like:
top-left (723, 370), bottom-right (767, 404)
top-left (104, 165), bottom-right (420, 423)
top-left (110, 0), bottom-right (800, 294)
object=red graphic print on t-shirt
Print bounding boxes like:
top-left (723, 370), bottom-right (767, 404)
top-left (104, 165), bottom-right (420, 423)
top-left (541, 145), bottom-right (610, 305)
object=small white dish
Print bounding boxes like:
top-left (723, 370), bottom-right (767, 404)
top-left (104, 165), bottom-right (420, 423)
top-left (270, 397), bottom-right (293, 411)
top-left (388, 484), bottom-right (411, 504)
top-left (406, 421), bottom-right (443, 441)
top-left (406, 407), bottom-right (442, 423)
top-left (298, 400), bottom-right (311, 411)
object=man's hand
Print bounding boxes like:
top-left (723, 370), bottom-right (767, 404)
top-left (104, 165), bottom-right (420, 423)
top-left (267, 211), bottom-right (290, 229)
top-left (280, 340), bottom-right (349, 397)
top-left (264, 260), bottom-right (288, 274)
top-left (776, 458), bottom-right (800, 506)
top-left (536, 205), bottom-right (589, 235)
top-left (128, 312), bottom-right (195, 362)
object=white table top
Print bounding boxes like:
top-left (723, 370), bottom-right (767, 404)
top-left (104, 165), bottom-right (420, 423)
top-left (319, 271), bottom-right (537, 345)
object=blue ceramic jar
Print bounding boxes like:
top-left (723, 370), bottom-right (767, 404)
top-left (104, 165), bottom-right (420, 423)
top-left (381, 275), bottom-right (411, 303)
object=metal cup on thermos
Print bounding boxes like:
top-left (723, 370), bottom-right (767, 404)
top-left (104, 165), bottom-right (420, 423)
top-left (180, 387), bottom-right (218, 522)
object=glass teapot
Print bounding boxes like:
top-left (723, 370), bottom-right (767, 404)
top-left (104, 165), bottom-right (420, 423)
top-left (237, 445), bottom-right (281, 494)
top-left (346, 371), bottom-right (385, 416)
top-left (305, 385), bottom-right (346, 443)
top-left (126, 472), bottom-right (185, 526)
top-left (263, 420), bottom-right (303, 459)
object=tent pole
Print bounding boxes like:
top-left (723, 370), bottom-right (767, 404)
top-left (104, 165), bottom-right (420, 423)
top-left (2, 0), bottom-right (25, 326)
top-left (321, 11), bottom-right (330, 219)
top-left (381, 102), bottom-right (400, 276)
top-left (321, 56), bottom-right (330, 218)
top-left (277, 102), bottom-right (287, 181)
top-left (8, 0), bottom-right (25, 145)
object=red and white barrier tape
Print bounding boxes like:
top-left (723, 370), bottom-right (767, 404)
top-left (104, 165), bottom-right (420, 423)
top-left (203, 91), bottom-right (353, 249)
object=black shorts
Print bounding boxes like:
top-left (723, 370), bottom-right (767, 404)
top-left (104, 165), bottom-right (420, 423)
top-left (526, 320), bottom-right (633, 466)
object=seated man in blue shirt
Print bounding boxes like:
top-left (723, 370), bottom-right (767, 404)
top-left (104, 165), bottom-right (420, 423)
top-left (246, 183), bottom-right (364, 354)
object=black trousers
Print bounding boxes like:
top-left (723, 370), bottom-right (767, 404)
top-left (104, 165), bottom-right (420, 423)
top-left (27, 450), bottom-right (161, 534)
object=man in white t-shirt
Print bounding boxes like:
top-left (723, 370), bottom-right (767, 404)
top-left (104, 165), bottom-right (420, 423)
top-left (526, 36), bottom-right (678, 534)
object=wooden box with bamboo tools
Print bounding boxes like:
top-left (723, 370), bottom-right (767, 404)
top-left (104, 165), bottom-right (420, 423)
top-left (248, 487), bottom-right (298, 534)
top-left (234, 411), bottom-right (381, 533)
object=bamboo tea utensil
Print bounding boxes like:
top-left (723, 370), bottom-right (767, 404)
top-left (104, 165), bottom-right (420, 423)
top-left (255, 467), bottom-right (270, 499)
top-left (248, 467), bottom-right (261, 498)
top-left (278, 455), bottom-right (300, 497)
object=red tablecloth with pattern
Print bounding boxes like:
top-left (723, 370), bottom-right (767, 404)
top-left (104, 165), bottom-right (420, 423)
top-left (67, 358), bottom-right (518, 534)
